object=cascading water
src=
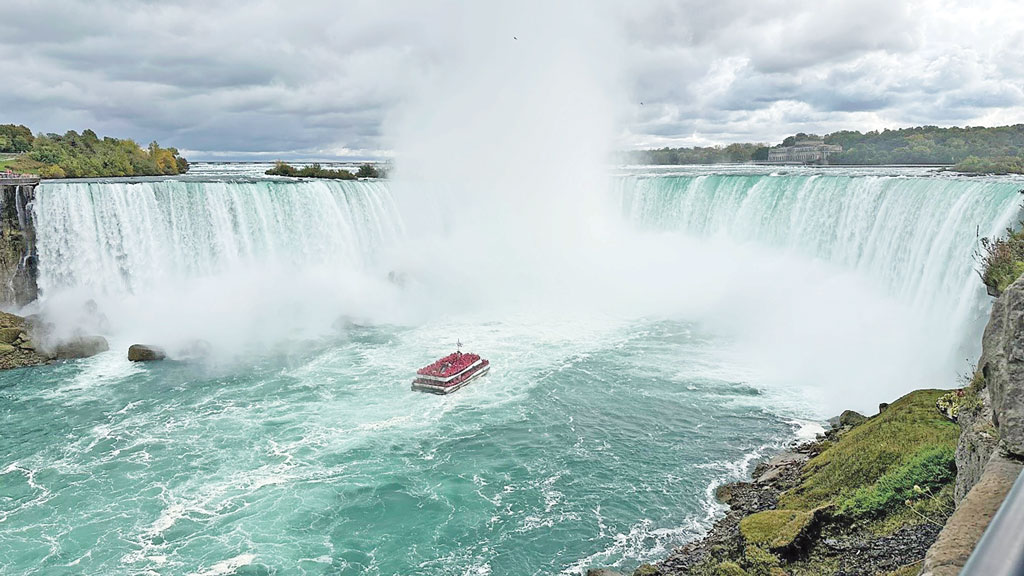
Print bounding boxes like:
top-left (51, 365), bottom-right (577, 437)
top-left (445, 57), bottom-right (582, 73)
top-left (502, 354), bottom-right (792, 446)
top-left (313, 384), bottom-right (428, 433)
top-left (616, 171), bottom-right (1022, 382)
top-left (34, 179), bottom-right (402, 296)
top-left (3, 168), bottom-right (1022, 575)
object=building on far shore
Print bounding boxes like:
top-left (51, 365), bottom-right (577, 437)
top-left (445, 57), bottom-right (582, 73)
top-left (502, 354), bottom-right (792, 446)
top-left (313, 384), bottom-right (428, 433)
top-left (767, 140), bottom-right (843, 164)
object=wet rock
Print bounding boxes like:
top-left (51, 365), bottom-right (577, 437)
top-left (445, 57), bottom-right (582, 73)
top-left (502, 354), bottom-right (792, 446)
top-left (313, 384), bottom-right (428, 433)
top-left (586, 569), bottom-right (624, 576)
top-left (128, 344), bottom-right (166, 362)
top-left (49, 335), bottom-right (109, 359)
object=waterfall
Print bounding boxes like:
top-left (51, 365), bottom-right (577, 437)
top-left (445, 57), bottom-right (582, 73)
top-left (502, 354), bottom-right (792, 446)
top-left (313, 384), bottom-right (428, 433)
top-left (617, 173), bottom-right (1022, 358)
top-left (33, 179), bottom-right (403, 297)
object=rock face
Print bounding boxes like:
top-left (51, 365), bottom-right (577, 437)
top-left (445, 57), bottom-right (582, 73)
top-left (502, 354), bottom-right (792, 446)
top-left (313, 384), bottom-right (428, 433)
top-left (920, 273), bottom-right (1024, 575)
top-left (128, 344), bottom-right (166, 362)
top-left (0, 183), bottom-right (39, 306)
top-left (954, 387), bottom-right (998, 503)
top-left (978, 274), bottom-right (1024, 458)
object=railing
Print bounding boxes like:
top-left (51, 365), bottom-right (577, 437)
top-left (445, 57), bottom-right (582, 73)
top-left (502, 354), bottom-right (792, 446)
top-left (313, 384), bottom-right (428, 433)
top-left (960, 468), bottom-right (1024, 575)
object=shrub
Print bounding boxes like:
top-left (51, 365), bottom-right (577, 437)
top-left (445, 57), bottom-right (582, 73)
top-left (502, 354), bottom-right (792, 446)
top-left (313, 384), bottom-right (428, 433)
top-left (977, 224), bottom-right (1024, 295)
top-left (266, 162), bottom-right (355, 180)
top-left (838, 445), bottom-right (956, 518)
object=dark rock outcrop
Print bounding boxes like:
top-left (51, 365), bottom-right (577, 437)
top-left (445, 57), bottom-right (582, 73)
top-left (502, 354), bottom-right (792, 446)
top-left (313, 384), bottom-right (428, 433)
top-left (128, 344), bottom-right (166, 362)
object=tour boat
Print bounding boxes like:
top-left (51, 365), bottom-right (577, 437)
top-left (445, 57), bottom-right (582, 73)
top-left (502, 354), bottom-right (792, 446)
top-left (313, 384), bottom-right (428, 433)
top-left (412, 348), bottom-right (490, 394)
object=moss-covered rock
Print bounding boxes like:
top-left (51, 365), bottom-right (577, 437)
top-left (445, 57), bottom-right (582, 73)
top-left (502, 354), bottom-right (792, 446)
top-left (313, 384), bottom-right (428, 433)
top-left (739, 509), bottom-right (814, 552)
top-left (0, 326), bottom-right (22, 343)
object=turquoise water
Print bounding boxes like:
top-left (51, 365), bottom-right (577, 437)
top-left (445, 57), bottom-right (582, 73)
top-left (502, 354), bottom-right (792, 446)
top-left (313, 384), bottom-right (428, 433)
top-left (0, 317), bottom-right (801, 575)
top-left (3, 168), bottom-right (1023, 574)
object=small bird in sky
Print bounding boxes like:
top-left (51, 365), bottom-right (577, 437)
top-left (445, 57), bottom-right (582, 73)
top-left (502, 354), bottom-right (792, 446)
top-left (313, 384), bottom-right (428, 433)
top-left (513, 36), bottom-right (517, 40)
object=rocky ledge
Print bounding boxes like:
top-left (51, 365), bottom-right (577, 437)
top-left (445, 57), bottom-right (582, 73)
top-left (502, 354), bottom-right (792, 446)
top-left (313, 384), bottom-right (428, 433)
top-left (0, 310), bottom-right (110, 370)
top-left (589, 390), bottom-right (960, 576)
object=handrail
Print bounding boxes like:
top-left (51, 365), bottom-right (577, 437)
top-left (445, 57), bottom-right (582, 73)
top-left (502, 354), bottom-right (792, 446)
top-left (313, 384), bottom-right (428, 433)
top-left (960, 466), bottom-right (1024, 575)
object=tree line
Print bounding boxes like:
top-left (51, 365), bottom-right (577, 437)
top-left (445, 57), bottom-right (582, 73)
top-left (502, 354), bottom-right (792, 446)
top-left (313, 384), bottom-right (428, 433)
top-left (632, 124), bottom-right (1024, 172)
top-left (0, 124), bottom-right (188, 178)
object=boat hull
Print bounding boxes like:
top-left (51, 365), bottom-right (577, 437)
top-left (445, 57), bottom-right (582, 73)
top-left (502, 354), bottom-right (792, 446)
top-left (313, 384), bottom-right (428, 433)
top-left (411, 364), bottom-right (490, 394)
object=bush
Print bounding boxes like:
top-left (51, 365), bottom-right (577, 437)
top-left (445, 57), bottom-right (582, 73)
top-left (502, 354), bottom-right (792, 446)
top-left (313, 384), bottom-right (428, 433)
top-left (38, 164), bottom-right (66, 179)
top-left (266, 162), bottom-right (355, 180)
top-left (977, 224), bottom-right (1024, 295)
top-left (356, 163), bottom-right (381, 178)
top-left (838, 445), bottom-right (956, 518)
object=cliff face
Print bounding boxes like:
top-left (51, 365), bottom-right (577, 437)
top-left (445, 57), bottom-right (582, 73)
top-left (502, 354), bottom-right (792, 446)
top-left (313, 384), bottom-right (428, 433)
top-left (0, 183), bottom-right (39, 307)
top-left (921, 277), bottom-right (1024, 576)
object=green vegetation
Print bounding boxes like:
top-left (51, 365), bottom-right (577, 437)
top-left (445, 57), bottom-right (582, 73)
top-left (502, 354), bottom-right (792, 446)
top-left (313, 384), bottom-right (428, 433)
top-left (0, 124), bottom-right (188, 178)
top-left (779, 389), bottom-right (959, 513)
top-left (740, 510), bottom-right (814, 550)
top-left (0, 124), bottom-right (33, 153)
top-left (977, 222), bottom-right (1024, 296)
top-left (355, 163), bottom-right (385, 178)
top-left (634, 124), bottom-right (1024, 167)
top-left (266, 162), bottom-right (356, 180)
top-left (837, 445), bottom-right (956, 518)
top-left (953, 155), bottom-right (1024, 174)
top-left (631, 143), bottom-right (769, 165)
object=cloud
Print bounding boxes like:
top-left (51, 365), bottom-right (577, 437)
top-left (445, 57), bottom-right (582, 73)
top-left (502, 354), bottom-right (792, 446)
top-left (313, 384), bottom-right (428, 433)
top-left (0, 0), bottom-right (1020, 158)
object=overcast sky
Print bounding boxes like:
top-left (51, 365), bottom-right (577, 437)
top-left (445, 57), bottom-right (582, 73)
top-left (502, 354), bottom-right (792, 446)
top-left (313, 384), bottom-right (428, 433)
top-left (1, 0), bottom-right (1021, 160)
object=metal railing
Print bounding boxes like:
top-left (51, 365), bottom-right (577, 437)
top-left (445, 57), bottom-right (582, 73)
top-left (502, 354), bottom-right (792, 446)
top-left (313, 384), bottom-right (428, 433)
top-left (960, 468), bottom-right (1024, 575)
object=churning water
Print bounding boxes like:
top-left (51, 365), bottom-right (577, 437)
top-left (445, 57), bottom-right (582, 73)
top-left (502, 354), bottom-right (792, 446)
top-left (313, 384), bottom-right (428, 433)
top-left (1, 166), bottom-right (1021, 575)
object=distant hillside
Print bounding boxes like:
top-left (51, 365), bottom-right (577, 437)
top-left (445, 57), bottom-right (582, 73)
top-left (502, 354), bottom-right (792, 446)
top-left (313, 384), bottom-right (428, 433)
top-left (633, 124), bottom-right (1024, 173)
top-left (0, 124), bottom-right (188, 178)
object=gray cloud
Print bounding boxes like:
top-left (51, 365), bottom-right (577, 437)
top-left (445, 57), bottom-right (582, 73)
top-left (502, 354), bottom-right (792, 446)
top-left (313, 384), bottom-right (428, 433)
top-left (0, 0), bottom-right (1021, 158)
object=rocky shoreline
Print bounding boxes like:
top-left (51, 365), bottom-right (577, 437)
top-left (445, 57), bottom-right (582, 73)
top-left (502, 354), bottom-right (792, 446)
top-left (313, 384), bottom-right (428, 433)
top-left (590, 272), bottom-right (1024, 576)
top-left (588, 399), bottom-right (954, 576)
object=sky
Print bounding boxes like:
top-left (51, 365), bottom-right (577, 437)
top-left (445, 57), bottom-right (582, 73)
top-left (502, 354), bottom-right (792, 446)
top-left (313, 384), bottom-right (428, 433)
top-left (0, 0), bottom-right (1021, 160)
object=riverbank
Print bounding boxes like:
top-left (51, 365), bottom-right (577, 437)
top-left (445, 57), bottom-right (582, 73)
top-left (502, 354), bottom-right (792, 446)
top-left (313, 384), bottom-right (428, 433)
top-left (588, 389), bottom-right (958, 576)
top-left (591, 272), bottom-right (1024, 576)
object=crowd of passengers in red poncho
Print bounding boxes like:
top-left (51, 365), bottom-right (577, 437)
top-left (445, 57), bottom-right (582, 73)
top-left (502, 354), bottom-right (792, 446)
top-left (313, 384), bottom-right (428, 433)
top-left (417, 351), bottom-right (481, 377)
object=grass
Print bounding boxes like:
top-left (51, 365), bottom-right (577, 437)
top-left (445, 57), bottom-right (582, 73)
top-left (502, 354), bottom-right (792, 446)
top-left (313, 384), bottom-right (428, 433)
top-left (740, 510), bottom-right (814, 549)
top-left (778, 389), bottom-right (958, 512)
top-left (838, 445), bottom-right (955, 518)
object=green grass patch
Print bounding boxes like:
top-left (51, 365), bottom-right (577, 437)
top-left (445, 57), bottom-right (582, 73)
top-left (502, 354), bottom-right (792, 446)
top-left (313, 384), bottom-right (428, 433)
top-left (739, 510), bottom-right (814, 549)
top-left (778, 389), bottom-right (958, 511)
top-left (838, 445), bottom-right (955, 518)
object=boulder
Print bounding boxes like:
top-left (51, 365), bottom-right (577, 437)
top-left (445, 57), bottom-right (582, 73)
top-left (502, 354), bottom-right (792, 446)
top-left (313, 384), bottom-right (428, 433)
top-left (839, 410), bottom-right (867, 428)
top-left (50, 335), bottom-right (109, 359)
top-left (0, 327), bottom-right (22, 344)
top-left (586, 570), bottom-right (624, 576)
top-left (128, 344), bottom-right (166, 362)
